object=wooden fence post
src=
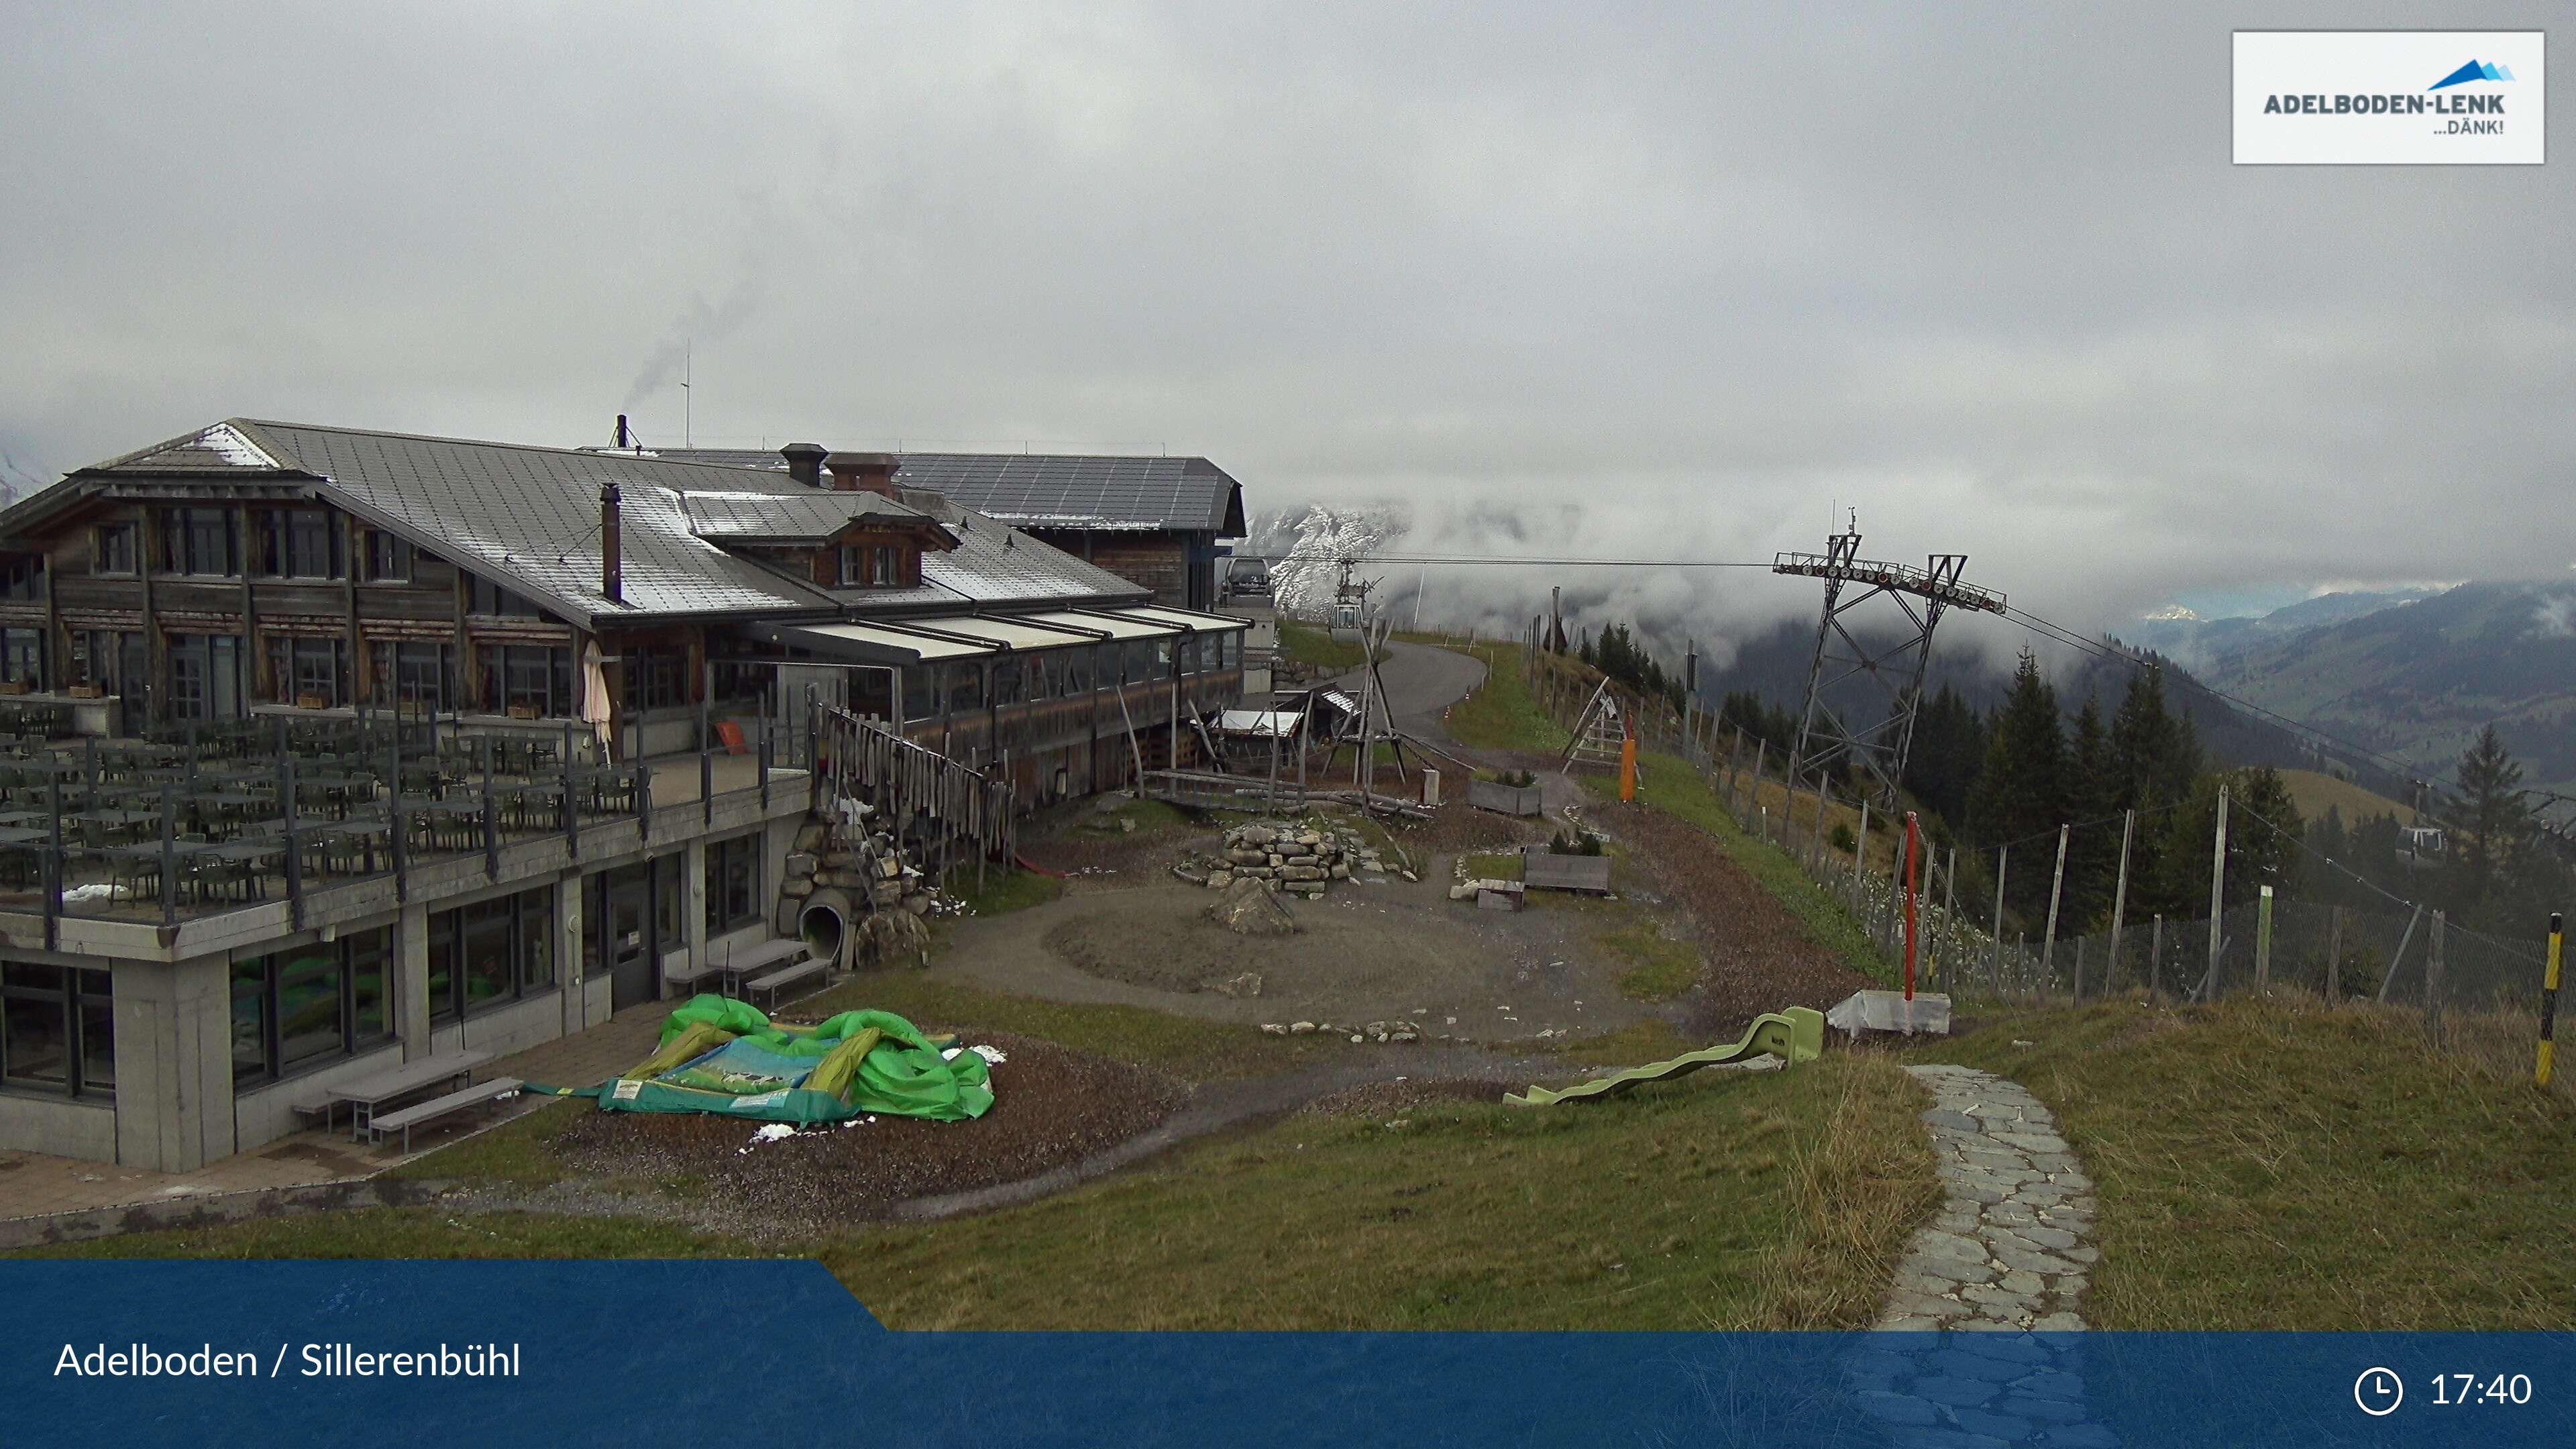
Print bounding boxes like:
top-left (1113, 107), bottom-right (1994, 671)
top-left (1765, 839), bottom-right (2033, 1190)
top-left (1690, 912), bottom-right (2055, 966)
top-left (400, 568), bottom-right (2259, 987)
top-left (2326, 906), bottom-right (2343, 1001)
top-left (2424, 909), bottom-right (2447, 1046)
top-left (2255, 884), bottom-right (2274, 991)
top-left (2106, 808), bottom-right (2134, 989)
top-left (2041, 823), bottom-right (2070, 989)
top-left (2151, 913), bottom-right (2163, 1004)
top-left (2206, 784), bottom-right (2231, 998)
top-left (1990, 845), bottom-right (2008, 998)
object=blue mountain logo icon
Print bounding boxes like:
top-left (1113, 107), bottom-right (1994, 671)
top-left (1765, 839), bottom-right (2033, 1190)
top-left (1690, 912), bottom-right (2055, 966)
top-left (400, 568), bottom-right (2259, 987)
top-left (2429, 59), bottom-right (2514, 90)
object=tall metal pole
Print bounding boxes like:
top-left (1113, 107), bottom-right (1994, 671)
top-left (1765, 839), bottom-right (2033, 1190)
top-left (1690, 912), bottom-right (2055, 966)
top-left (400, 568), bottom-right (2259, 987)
top-left (2150, 914), bottom-right (2163, 1003)
top-left (2106, 808), bottom-right (2134, 989)
top-left (2206, 784), bottom-right (2231, 999)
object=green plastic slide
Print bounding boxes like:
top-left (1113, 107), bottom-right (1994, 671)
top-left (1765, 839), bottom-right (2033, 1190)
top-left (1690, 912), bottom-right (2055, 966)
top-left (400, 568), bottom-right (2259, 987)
top-left (1504, 1006), bottom-right (1826, 1106)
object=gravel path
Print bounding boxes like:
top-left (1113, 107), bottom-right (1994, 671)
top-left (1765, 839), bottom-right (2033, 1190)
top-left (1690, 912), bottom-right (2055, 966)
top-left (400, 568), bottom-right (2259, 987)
top-left (1845, 1065), bottom-right (2118, 1448)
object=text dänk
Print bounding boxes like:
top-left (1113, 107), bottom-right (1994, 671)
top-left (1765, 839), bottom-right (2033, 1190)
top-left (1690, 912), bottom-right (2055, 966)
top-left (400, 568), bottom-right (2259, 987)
top-left (54, 1342), bottom-right (521, 1378)
top-left (2263, 93), bottom-right (2506, 114)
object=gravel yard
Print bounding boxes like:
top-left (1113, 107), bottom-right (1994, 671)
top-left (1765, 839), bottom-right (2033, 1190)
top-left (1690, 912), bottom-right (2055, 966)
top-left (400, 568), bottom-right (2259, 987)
top-left (540, 1030), bottom-right (1185, 1237)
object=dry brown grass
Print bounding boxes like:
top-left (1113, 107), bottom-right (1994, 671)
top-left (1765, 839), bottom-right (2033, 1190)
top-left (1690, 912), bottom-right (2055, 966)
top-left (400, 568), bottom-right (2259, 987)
top-left (1743, 1052), bottom-right (1942, 1328)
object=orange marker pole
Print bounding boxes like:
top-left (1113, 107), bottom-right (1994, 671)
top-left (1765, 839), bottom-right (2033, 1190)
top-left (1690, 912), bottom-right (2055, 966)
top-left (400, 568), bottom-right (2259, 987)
top-left (1618, 729), bottom-right (1637, 802)
top-left (1903, 811), bottom-right (1920, 1001)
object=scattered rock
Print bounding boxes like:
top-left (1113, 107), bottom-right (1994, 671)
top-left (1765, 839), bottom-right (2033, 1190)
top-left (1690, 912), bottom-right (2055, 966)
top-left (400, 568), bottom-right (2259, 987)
top-left (1208, 971), bottom-right (1264, 998)
top-left (1204, 876), bottom-right (1299, 936)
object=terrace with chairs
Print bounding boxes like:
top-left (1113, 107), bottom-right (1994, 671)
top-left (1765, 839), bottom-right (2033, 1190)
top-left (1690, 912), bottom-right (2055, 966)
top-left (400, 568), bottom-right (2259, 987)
top-left (0, 711), bottom-right (808, 941)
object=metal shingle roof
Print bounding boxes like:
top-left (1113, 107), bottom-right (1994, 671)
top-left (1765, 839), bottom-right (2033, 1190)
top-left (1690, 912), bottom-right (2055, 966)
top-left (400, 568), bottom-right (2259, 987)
top-left (657, 447), bottom-right (1246, 535)
top-left (42, 420), bottom-right (1149, 627)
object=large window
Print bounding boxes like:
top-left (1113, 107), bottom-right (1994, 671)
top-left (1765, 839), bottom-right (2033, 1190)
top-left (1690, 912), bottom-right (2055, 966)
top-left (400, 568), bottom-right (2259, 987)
top-left (266, 636), bottom-right (350, 707)
top-left (1, 963), bottom-right (111, 1099)
top-left (480, 645), bottom-right (574, 716)
top-left (168, 634), bottom-right (244, 720)
top-left (0, 554), bottom-right (42, 601)
top-left (370, 641), bottom-right (453, 712)
top-left (427, 886), bottom-right (556, 1024)
top-left (836, 543), bottom-right (911, 588)
top-left (0, 629), bottom-right (42, 688)
top-left (900, 668), bottom-right (934, 722)
top-left (158, 507), bottom-right (239, 576)
top-left (706, 834), bottom-right (761, 934)
top-left (360, 531), bottom-right (413, 582)
top-left (94, 524), bottom-right (136, 576)
top-left (72, 631), bottom-right (144, 697)
top-left (258, 508), bottom-right (343, 579)
top-left (629, 649), bottom-right (686, 711)
top-left (942, 659), bottom-right (984, 715)
top-left (230, 928), bottom-right (392, 1085)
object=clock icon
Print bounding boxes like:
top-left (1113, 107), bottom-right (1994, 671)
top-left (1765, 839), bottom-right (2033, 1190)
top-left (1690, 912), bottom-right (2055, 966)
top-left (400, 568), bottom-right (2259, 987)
top-left (2355, 1367), bottom-right (2404, 1417)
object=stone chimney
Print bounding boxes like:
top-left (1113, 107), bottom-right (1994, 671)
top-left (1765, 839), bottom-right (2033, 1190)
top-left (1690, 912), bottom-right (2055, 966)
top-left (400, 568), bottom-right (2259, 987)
top-left (825, 451), bottom-right (900, 497)
top-left (779, 441), bottom-right (827, 489)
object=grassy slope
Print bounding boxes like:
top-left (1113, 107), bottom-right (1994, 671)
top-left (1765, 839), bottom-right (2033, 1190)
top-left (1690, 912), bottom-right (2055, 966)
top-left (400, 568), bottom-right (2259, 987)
top-left (830, 1052), bottom-right (1933, 1330)
top-left (1276, 618), bottom-right (1366, 671)
top-left (2278, 767), bottom-right (2419, 826)
top-left (1435, 641), bottom-right (1570, 755)
top-left (1914, 997), bottom-right (2576, 1329)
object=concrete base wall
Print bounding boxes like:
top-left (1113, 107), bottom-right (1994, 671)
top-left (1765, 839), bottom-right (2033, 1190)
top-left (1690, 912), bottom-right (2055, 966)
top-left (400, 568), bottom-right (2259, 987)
top-left (230, 1041), bottom-right (405, 1152)
top-left (0, 1093), bottom-right (116, 1161)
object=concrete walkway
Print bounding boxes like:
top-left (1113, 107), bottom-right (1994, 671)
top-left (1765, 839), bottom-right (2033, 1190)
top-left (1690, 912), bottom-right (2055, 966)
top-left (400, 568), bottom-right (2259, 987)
top-left (1844, 1065), bottom-right (2118, 1448)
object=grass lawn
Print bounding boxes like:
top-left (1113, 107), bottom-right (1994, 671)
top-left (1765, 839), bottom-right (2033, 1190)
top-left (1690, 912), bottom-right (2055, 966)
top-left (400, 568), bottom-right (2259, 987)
top-left (1595, 748), bottom-right (1888, 985)
top-left (13, 1208), bottom-right (761, 1260)
top-left (943, 863), bottom-right (1067, 916)
top-left (1276, 618), bottom-right (1367, 671)
top-left (1914, 996), bottom-right (2576, 1329)
top-left (826, 1051), bottom-right (1934, 1330)
top-left (1598, 922), bottom-right (1701, 1002)
top-left (1437, 641), bottom-right (1570, 754)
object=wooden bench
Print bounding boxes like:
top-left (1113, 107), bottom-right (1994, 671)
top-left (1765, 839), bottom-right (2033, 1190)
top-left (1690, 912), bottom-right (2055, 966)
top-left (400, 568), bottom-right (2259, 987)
top-left (366, 1077), bottom-right (524, 1153)
top-left (659, 959), bottom-right (728, 998)
top-left (717, 936), bottom-right (812, 998)
top-left (744, 955), bottom-right (826, 1011)
top-left (326, 1050), bottom-right (493, 1140)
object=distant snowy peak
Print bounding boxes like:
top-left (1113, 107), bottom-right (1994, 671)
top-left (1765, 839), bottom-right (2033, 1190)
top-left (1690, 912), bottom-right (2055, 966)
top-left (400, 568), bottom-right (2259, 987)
top-left (2139, 604), bottom-right (2205, 623)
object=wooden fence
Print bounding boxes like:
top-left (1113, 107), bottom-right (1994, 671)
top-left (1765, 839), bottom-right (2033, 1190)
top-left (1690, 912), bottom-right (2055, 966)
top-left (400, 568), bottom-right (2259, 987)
top-left (816, 705), bottom-right (1016, 890)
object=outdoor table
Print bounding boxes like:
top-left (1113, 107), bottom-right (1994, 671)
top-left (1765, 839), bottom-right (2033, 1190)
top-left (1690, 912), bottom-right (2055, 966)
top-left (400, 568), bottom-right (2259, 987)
top-left (327, 1051), bottom-right (493, 1139)
top-left (0, 809), bottom-right (48, 826)
top-left (0, 825), bottom-right (46, 845)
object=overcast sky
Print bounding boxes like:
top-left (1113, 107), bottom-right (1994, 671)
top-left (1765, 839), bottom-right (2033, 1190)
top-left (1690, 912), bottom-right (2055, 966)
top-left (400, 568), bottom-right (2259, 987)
top-left (3, 2), bottom-right (2567, 661)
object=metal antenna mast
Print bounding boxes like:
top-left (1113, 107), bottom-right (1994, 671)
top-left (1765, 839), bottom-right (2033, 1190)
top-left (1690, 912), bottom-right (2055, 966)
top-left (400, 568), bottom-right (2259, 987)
top-left (1774, 524), bottom-right (2004, 810)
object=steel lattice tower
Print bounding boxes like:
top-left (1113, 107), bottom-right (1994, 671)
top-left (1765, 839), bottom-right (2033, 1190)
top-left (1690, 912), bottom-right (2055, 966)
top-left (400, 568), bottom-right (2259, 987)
top-left (1775, 528), bottom-right (2004, 809)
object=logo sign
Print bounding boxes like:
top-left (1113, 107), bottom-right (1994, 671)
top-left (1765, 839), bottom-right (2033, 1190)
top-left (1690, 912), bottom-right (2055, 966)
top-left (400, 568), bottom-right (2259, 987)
top-left (2235, 31), bottom-right (2545, 164)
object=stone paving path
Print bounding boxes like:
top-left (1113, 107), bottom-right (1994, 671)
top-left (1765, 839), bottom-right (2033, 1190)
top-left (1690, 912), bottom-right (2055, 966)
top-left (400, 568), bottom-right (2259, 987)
top-left (1844, 1065), bottom-right (2119, 1448)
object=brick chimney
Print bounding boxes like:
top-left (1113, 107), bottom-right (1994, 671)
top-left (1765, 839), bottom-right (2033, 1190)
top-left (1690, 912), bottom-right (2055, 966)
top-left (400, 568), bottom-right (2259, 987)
top-left (600, 482), bottom-right (623, 602)
top-left (779, 441), bottom-right (827, 489)
top-left (825, 451), bottom-right (900, 497)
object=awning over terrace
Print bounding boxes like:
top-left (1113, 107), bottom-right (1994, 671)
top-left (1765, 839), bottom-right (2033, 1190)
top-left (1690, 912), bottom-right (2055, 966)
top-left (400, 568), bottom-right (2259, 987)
top-left (1094, 604), bottom-right (1251, 635)
top-left (769, 609), bottom-right (1191, 665)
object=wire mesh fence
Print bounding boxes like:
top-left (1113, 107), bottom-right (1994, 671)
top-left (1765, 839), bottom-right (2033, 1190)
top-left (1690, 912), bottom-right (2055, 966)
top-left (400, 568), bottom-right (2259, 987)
top-left (1519, 653), bottom-right (2559, 1081)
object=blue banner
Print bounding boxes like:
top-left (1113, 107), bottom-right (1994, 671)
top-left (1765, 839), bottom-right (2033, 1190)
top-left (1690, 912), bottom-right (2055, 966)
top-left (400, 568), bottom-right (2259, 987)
top-left (3, 1261), bottom-right (2567, 1447)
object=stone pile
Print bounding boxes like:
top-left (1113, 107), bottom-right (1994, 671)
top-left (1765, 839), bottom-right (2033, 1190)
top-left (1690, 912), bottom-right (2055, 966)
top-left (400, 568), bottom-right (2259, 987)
top-left (782, 812), bottom-right (935, 917)
top-left (1186, 822), bottom-right (1382, 897)
top-left (1260, 1018), bottom-right (1424, 1044)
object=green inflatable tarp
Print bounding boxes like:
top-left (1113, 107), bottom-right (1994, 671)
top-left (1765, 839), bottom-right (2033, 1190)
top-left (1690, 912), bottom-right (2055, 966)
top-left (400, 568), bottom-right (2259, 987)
top-left (532, 995), bottom-right (994, 1124)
